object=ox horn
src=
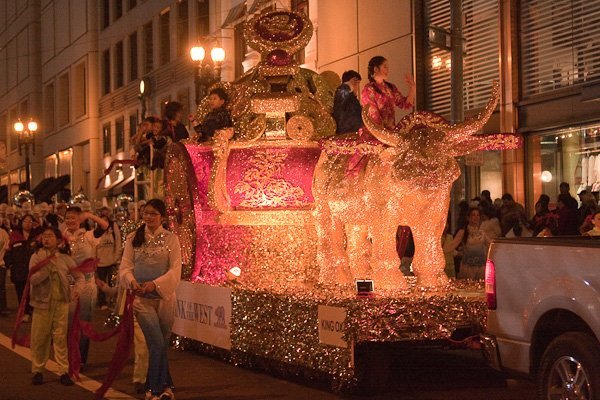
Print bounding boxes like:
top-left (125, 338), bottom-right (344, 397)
top-left (446, 81), bottom-right (500, 139)
top-left (362, 105), bottom-right (404, 147)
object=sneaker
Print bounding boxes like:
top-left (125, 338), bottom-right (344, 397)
top-left (21, 314), bottom-right (31, 323)
top-left (134, 382), bottom-right (146, 394)
top-left (32, 372), bottom-right (43, 385)
top-left (159, 387), bottom-right (175, 400)
top-left (60, 374), bottom-right (74, 386)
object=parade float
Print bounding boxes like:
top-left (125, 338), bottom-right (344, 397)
top-left (164, 10), bottom-right (521, 391)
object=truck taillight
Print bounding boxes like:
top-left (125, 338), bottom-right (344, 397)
top-left (485, 259), bottom-right (497, 310)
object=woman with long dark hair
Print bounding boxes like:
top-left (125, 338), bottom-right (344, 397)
top-left (444, 207), bottom-right (491, 280)
top-left (119, 199), bottom-right (181, 400)
top-left (361, 56), bottom-right (416, 129)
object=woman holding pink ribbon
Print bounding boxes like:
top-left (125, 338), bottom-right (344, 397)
top-left (62, 206), bottom-right (108, 369)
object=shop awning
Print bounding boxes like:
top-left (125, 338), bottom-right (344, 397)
top-left (37, 175), bottom-right (70, 203)
top-left (248, 0), bottom-right (271, 14)
top-left (108, 176), bottom-right (135, 197)
top-left (32, 177), bottom-right (55, 201)
top-left (103, 173), bottom-right (135, 194)
top-left (0, 185), bottom-right (7, 204)
top-left (221, 2), bottom-right (247, 28)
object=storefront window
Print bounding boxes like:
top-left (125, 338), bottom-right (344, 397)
top-left (480, 150), bottom-right (502, 201)
top-left (530, 124), bottom-right (600, 206)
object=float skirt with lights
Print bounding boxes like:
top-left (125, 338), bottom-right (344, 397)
top-left (164, 139), bottom-right (488, 391)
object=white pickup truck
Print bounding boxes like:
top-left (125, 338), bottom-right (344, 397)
top-left (482, 236), bottom-right (600, 399)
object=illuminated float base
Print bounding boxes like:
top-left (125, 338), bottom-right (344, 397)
top-left (172, 280), bottom-right (486, 392)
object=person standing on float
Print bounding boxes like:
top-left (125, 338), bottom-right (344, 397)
top-left (119, 199), bottom-right (181, 400)
top-left (62, 206), bottom-right (108, 368)
top-left (361, 56), bottom-right (416, 264)
top-left (361, 55), bottom-right (416, 129)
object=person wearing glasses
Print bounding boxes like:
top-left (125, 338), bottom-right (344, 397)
top-left (119, 199), bottom-right (181, 400)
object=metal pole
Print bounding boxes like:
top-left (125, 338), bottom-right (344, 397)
top-left (450, 0), bottom-right (464, 234)
top-left (24, 142), bottom-right (31, 190)
top-left (195, 64), bottom-right (202, 106)
top-left (450, 0), bottom-right (464, 123)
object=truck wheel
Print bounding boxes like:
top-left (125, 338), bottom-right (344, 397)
top-left (538, 332), bottom-right (600, 400)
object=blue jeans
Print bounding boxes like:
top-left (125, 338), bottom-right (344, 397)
top-left (134, 297), bottom-right (174, 395)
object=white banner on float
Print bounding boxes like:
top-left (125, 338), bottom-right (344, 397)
top-left (172, 281), bottom-right (232, 350)
top-left (317, 305), bottom-right (347, 348)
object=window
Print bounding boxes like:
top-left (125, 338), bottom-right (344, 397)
top-left (115, 41), bottom-right (124, 88)
top-left (143, 22), bottom-right (153, 74)
top-left (103, 123), bottom-right (111, 154)
top-left (129, 113), bottom-right (138, 149)
top-left (19, 100), bottom-right (28, 119)
top-left (45, 155), bottom-right (57, 178)
top-left (73, 63), bottom-right (86, 118)
top-left (114, 0), bottom-right (122, 20)
top-left (197, 0), bottom-right (209, 37)
top-left (102, 49), bottom-right (111, 94)
top-left (159, 9), bottom-right (170, 66)
top-left (177, 89), bottom-right (190, 122)
top-left (424, 0), bottom-right (499, 115)
top-left (116, 116), bottom-right (125, 151)
top-left (521, 1), bottom-right (600, 96)
top-left (9, 107), bottom-right (17, 151)
top-left (177, 0), bottom-right (189, 57)
top-left (129, 31), bottom-right (138, 81)
top-left (57, 73), bottom-right (70, 126)
top-left (44, 83), bottom-right (55, 132)
top-left (101, 0), bottom-right (110, 29)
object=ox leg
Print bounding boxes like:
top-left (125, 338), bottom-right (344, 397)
top-left (314, 204), bottom-right (352, 285)
top-left (347, 224), bottom-right (372, 279)
top-left (410, 215), bottom-right (449, 289)
top-left (370, 224), bottom-right (407, 291)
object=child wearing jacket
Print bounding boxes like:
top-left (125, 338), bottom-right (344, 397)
top-left (29, 227), bottom-right (76, 386)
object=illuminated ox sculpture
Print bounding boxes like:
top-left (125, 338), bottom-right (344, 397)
top-left (313, 82), bottom-right (520, 290)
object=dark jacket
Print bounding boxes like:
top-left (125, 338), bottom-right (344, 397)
top-left (195, 107), bottom-right (233, 141)
top-left (333, 83), bottom-right (363, 134)
top-left (5, 230), bottom-right (36, 283)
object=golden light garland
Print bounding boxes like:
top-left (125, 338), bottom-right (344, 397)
top-left (174, 279), bottom-right (486, 391)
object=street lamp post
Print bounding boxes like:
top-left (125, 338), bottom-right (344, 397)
top-left (14, 119), bottom-right (38, 190)
top-left (190, 45), bottom-right (226, 106)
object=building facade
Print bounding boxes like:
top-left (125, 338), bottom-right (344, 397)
top-left (0, 0), bottom-right (598, 215)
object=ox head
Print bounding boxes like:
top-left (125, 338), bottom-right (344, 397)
top-left (361, 82), bottom-right (521, 189)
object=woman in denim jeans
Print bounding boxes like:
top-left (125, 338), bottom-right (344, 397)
top-left (119, 199), bottom-right (181, 400)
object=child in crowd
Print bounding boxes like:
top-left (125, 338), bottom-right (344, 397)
top-left (29, 227), bottom-right (76, 386)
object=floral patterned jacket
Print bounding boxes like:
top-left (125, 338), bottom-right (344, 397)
top-left (361, 80), bottom-right (412, 129)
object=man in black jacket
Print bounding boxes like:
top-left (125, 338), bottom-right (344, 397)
top-left (333, 70), bottom-right (362, 134)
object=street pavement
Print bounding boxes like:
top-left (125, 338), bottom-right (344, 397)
top-left (0, 282), bottom-right (536, 400)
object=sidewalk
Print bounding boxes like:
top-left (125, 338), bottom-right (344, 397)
top-left (0, 282), bottom-right (341, 400)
